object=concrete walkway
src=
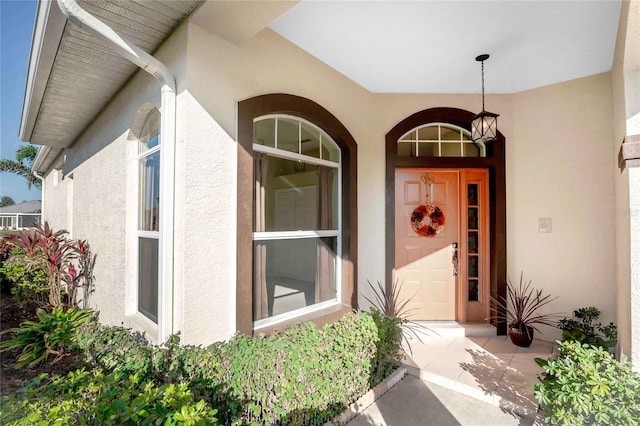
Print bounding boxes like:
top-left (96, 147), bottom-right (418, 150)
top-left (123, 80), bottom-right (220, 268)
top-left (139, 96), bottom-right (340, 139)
top-left (348, 376), bottom-right (534, 426)
top-left (348, 331), bottom-right (553, 425)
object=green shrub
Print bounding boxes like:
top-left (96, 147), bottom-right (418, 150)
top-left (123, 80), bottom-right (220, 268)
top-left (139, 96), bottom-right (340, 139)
top-left (535, 340), bottom-right (640, 425)
top-left (0, 307), bottom-right (93, 369)
top-left (211, 315), bottom-right (377, 424)
top-left (558, 306), bottom-right (617, 350)
top-left (0, 248), bottom-right (49, 307)
top-left (75, 320), bottom-right (155, 382)
top-left (0, 369), bottom-right (218, 425)
top-left (368, 307), bottom-right (403, 386)
top-left (76, 313), bottom-right (382, 425)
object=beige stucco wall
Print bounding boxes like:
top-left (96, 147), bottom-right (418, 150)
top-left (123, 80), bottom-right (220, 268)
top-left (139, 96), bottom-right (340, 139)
top-left (185, 18), bottom-right (617, 344)
top-left (612, 0), bottom-right (632, 361)
top-left (39, 4), bottom-right (620, 346)
top-left (510, 73), bottom-right (616, 341)
top-left (39, 23), bottom-right (188, 341)
top-left (42, 165), bottom-right (68, 232)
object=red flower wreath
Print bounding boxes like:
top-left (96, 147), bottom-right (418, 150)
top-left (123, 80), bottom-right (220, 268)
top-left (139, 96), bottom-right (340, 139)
top-left (411, 205), bottom-right (445, 237)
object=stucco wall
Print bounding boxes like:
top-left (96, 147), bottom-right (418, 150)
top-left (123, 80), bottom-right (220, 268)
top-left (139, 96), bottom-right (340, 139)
top-left (510, 73), bottom-right (616, 341)
top-left (42, 166), bottom-right (68, 231)
top-left (39, 6), bottom-right (620, 346)
top-left (612, 0), bottom-right (632, 361)
top-left (186, 20), bottom-right (616, 344)
top-left (39, 23), bottom-right (188, 341)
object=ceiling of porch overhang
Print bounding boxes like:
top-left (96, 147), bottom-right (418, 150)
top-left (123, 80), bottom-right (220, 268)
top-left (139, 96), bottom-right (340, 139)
top-left (24, 0), bottom-right (622, 154)
top-left (22, 0), bottom-right (201, 149)
top-left (269, 0), bottom-right (622, 94)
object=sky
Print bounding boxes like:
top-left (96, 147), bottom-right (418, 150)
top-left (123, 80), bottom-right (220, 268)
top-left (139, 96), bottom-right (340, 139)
top-left (0, 0), bottom-right (39, 204)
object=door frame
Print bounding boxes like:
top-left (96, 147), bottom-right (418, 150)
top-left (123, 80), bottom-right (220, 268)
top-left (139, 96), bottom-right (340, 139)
top-left (385, 107), bottom-right (507, 334)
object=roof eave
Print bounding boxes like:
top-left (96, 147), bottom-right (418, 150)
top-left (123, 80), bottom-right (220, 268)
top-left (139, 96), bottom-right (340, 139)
top-left (19, 0), bottom-right (67, 143)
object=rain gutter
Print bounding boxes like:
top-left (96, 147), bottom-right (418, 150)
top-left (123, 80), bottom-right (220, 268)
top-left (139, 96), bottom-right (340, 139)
top-left (32, 170), bottom-right (45, 225)
top-left (56, 0), bottom-right (175, 343)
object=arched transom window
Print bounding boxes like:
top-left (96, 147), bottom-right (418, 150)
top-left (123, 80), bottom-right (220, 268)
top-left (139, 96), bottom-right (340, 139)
top-left (252, 115), bottom-right (341, 328)
top-left (397, 123), bottom-right (485, 157)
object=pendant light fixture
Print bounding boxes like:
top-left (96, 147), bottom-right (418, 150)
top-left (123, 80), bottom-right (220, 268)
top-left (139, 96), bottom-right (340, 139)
top-left (471, 54), bottom-right (499, 143)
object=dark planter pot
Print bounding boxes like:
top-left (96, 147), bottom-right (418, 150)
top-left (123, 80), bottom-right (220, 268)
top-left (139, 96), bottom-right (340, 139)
top-left (509, 324), bottom-right (534, 347)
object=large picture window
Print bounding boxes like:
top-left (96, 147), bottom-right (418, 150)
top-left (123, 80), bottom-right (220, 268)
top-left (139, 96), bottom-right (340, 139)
top-left (253, 115), bottom-right (341, 327)
top-left (137, 110), bottom-right (160, 322)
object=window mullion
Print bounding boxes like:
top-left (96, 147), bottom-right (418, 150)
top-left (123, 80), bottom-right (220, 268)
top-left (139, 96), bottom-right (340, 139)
top-left (253, 230), bottom-right (339, 241)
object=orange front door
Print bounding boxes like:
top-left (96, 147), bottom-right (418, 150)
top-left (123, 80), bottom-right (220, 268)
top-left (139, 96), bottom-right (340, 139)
top-left (394, 169), bottom-right (459, 320)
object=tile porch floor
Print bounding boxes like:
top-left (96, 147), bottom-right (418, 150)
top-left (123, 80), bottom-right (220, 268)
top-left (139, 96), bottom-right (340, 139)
top-left (353, 335), bottom-right (553, 425)
top-left (399, 333), bottom-right (554, 420)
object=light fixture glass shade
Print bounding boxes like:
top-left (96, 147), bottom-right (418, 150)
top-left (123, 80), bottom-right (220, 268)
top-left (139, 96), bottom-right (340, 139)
top-left (471, 110), bottom-right (499, 143)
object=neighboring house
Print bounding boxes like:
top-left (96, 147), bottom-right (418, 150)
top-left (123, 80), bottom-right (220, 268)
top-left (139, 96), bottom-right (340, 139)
top-left (19, 1), bottom-right (640, 369)
top-left (0, 200), bottom-right (42, 229)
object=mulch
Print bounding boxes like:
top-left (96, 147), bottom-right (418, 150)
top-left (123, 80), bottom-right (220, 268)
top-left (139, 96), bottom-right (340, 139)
top-left (0, 289), bottom-right (79, 396)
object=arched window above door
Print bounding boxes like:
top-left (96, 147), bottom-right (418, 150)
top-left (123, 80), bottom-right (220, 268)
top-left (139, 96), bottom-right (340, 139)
top-left (397, 123), bottom-right (485, 157)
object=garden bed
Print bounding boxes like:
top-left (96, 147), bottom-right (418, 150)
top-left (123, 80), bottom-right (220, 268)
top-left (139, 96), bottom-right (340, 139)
top-left (0, 292), bottom-right (78, 396)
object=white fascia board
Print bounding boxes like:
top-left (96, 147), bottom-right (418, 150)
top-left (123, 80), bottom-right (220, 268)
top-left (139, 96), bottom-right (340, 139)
top-left (19, 0), bottom-right (67, 143)
top-left (31, 145), bottom-right (52, 174)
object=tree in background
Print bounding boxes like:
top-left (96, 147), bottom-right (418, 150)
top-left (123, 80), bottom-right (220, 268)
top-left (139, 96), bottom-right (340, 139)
top-left (0, 145), bottom-right (41, 189)
top-left (0, 196), bottom-right (15, 207)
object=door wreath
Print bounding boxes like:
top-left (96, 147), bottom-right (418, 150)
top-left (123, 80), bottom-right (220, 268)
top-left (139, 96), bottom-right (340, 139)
top-left (411, 204), bottom-right (445, 237)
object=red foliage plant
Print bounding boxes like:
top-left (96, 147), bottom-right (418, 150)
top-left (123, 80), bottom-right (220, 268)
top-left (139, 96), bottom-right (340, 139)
top-left (4, 222), bottom-right (95, 309)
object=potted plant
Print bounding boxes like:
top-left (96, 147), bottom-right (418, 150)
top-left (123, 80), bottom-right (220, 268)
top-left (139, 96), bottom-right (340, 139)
top-left (489, 272), bottom-right (563, 347)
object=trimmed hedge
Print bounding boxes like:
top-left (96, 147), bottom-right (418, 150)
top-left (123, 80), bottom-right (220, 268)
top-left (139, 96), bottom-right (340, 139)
top-left (1, 312), bottom-right (398, 425)
top-left (49, 311), bottom-right (391, 425)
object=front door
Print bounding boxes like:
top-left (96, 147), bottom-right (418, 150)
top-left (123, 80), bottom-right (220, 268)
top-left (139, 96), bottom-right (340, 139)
top-left (394, 168), bottom-right (490, 322)
top-left (395, 169), bottom-right (459, 320)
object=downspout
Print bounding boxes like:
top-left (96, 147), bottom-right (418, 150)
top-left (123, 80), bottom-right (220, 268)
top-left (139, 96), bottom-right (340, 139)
top-left (32, 170), bottom-right (45, 225)
top-left (56, 0), bottom-right (175, 343)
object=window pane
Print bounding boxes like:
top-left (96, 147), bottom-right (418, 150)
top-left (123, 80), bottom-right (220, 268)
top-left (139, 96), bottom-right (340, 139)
top-left (441, 142), bottom-right (462, 157)
top-left (277, 117), bottom-right (299, 153)
top-left (253, 237), bottom-right (337, 319)
top-left (139, 111), bottom-right (160, 154)
top-left (399, 130), bottom-right (416, 142)
top-left (463, 142), bottom-right (481, 157)
top-left (256, 156), bottom-right (337, 232)
top-left (468, 184), bottom-right (479, 205)
top-left (441, 126), bottom-right (461, 141)
top-left (397, 142), bottom-right (415, 157)
top-left (254, 117), bottom-right (276, 148)
top-left (468, 255), bottom-right (479, 278)
top-left (300, 122), bottom-right (321, 159)
top-left (468, 207), bottom-right (479, 230)
top-left (138, 237), bottom-right (158, 322)
top-left (139, 151), bottom-right (160, 231)
top-left (468, 231), bottom-right (478, 254)
top-left (417, 142), bottom-right (438, 157)
top-left (321, 138), bottom-right (340, 162)
top-left (417, 126), bottom-right (438, 140)
top-left (468, 279), bottom-right (479, 302)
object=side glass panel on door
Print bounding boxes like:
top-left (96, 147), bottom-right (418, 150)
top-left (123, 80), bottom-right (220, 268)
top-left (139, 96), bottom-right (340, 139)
top-left (460, 170), bottom-right (490, 322)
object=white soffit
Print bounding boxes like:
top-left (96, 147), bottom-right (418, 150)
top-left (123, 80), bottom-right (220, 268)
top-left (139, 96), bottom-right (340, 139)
top-left (269, 0), bottom-right (622, 94)
top-left (22, 0), bottom-right (201, 149)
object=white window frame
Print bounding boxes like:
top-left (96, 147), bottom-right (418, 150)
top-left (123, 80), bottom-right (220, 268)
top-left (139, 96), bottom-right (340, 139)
top-left (252, 114), bottom-right (342, 330)
top-left (136, 111), bottom-right (161, 324)
top-left (397, 122), bottom-right (484, 157)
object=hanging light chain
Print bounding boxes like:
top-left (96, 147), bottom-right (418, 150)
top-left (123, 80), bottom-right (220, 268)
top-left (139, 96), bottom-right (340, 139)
top-left (481, 59), bottom-right (485, 112)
